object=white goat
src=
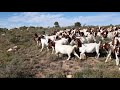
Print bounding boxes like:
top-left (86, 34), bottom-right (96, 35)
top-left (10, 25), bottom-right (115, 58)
top-left (107, 32), bottom-right (116, 40)
top-left (79, 41), bottom-right (101, 59)
top-left (95, 32), bottom-right (104, 40)
top-left (39, 36), bottom-right (49, 52)
top-left (39, 35), bottom-right (57, 52)
top-left (76, 37), bottom-right (88, 43)
top-left (76, 35), bottom-right (96, 44)
top-left (45, 35), bottom-right (56, 41)
top-left (55, 44), bottom-right (80, 60)
top-left (54, 38), bottom-right (69, 45)
top-left (86, 33), bottom-right (96, 43)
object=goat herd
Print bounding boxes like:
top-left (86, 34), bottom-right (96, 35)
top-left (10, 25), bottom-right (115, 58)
top-left (33, 26), bottom-right (120, 67)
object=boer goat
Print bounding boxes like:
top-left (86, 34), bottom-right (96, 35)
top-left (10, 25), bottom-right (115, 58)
top-left (103, 42), bottom-right (120, 66)
top-left (48, 39), bottom-right (80, 60)
top-left (75, 39), bottom-right (101, 59)
top-left (38, 35), bottom-right (50, 52)
top-left (55, 44), bottom-right (80, 60)
top-left (33, 33), bottom-right (40, 46)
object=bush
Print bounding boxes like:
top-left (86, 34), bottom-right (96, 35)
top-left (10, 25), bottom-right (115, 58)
top-left (0, 55), bottom-right (35, 78)
top-left (75, 22), bottom-right (81, 27)
top-left (73, 69), bottom-right (103, 78)
top-left (10, 36), bottom-right (20, 44)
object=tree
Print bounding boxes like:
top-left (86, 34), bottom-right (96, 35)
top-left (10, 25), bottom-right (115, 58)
top-left (19, 26), bottom-right (28, 30)
top-left (54, 21), bottom-right (60, 27)
top-left (110, 24), bottom-right (113, 26)
top-left (75, 22), bottom-right (81, 27)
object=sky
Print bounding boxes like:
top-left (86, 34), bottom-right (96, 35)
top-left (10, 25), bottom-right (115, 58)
top-left (0, 12), bottom-right (120, 29)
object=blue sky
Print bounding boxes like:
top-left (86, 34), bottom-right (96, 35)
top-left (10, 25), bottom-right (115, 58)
top-left (0, 12), bottom-right (120, 29)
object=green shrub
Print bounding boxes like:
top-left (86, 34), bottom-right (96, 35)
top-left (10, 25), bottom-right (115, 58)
top-left (10, 36), bottom-right (20, 44)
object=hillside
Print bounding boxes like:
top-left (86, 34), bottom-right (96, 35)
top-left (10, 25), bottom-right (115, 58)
top-left (0, 27), bottom-right (120, 78)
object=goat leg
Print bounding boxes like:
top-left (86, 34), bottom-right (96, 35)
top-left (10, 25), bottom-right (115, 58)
top-left (95, 53), bottom-right (100, 59)
top-left (38, 41), bottom-right (41, 46)
top-left (73, 51), bottom-right (81, 59)
top-left (47, 47), bottom-right (49, 51)
top-left (40, 45), bottom-right (44, 52)
top-left (115, 52), bottom-right (119, 66)
top-left (37, 41), bottom-right (40, 46)
top-left (67, 54), bottom-right (71, 60)
top-left (52, 47), bottom-right (55, 54)
top-left (105, 54), bottom-right (111, 63)
top-left (105, 50), bottom-right (111, 63)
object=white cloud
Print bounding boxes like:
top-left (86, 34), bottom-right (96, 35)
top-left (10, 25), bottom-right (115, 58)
top-left (0, 12), bottom-right (120, 29)
top-left (8, 12), bottom-right (64, 23)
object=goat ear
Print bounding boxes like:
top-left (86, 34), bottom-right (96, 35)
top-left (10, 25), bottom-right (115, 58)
top-left (34, 33), bottom-right (38, 37)
top-left (38, 37), bottom-right (41, 41)
top-left (41, 35), bottom-right (45, 39)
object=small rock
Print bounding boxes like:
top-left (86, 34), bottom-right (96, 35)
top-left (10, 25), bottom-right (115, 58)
top-left (66, 75), bottom-right (72, 78)
top-left (119, 68), bottom-right (120, 71)
top-left (1, 33), bottom-right (5, 36)
top-left (7, 48), bottom-right (13, 52)
top-left (13, 46), bottom-right (18, 49)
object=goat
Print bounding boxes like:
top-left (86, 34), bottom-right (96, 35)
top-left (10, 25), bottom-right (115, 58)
top-left (85, 33), bottom-right (96, 43)
top-left (38, 35), bottom-right (49, 52)
top-left (76, 39), bottom-right (101, 59)
top-left (48, 38), bottom-right (80, 60)
top-left (37, 34), bottom-right (57, 52)
top-left (107, 31), bottom-right (117, 40)
top-left (111, 37), bottom-right (120, 49)
top-left (54, 37), bottom-right (69, 45)
top-left (45, 35), bottom-right (56, 41)
top-left (48, 39), bottom-right (55, 54)
top-left (33, 33), bottom-right (40, 46)
top-left (55, 44), bottom-right (80, 60)
top-left (103, 42), bottom-right (120, 66)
